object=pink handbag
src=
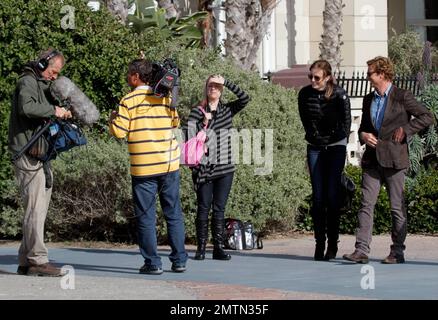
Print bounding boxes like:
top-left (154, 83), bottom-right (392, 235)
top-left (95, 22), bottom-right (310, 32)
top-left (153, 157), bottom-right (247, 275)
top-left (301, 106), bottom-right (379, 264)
top-left (181, 107), bottom-right (208, 167)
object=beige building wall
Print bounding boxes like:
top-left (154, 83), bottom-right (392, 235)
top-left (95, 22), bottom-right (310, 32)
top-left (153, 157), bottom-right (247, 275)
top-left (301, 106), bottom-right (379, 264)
top-left (258, 0), bottom-right (389, 75)
top-left (257, 0), bottom-right (311, 75)
top-left (388, 0), bottom-right (406, 37)
top-left (310, 0), bottom-right (389, 74)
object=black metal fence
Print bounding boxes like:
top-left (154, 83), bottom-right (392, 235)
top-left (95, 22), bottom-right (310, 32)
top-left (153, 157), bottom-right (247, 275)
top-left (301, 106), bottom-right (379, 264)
top-left (334, 72), bottom-right (438, 98)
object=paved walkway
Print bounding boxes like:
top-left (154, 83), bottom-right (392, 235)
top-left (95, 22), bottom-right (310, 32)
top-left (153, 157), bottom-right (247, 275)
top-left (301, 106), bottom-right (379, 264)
top-left (1, 234), bottom-right (438, 300)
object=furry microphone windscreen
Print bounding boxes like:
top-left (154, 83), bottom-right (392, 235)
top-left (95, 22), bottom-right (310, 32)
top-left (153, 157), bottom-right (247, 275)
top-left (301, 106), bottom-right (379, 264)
top-left (50, 76), bottom-right (100, 125)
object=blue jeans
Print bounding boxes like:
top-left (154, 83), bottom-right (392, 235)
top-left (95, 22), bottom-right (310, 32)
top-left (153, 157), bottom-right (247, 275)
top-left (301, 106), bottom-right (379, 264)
top-left (132, 170), bottom-right (188, 268)
top-left (307, 145), bottom-right (346, 245)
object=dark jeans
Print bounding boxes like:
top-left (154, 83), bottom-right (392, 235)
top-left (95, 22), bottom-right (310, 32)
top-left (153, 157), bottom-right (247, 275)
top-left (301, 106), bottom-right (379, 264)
top-left (196, 173), bottom-right (234, 221)
top-left (307, 144), bottom-right (346, 245)
top-left (132, 170), bottom-right (188, 268)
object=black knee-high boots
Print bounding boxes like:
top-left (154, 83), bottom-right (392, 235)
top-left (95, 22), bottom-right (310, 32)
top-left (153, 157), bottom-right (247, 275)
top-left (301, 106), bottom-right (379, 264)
top-left (194, 219), bottom-right (208, 260)
top-left (211, 218), bottom-right (231, 260)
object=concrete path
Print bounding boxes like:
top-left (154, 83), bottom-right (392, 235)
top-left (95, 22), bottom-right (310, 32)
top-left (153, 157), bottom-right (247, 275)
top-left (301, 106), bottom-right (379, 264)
top-left (1, 234), bottom-right (438, 300)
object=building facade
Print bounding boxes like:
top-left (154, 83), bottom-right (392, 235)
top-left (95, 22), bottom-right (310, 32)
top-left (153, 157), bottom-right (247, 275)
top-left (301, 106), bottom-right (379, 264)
top-left (257, 0), bottom-right (436, 75)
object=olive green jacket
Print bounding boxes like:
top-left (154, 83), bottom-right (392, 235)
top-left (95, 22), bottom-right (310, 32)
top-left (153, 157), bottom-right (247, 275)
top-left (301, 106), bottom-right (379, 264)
top-left (8, 63), bottom-right (56, 154)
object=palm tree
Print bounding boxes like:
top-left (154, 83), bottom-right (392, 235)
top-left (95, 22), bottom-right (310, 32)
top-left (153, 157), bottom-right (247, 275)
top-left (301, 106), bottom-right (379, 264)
top-left (104, 0), bottom-right (130, 25)
top-left (224, 0), bottom-right (278, 70)
top-left (319, 0), bottom-right (344, 72)
top-left (198, 0), bottom-right (214, 48)
top-left (156, 0), bottom-right (178, 19)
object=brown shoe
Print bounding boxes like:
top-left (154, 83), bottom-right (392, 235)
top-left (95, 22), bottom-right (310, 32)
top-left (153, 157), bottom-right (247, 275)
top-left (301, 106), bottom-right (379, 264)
top-left (27, 263), bottom-right (64, 277)
top-left (343, 251), bottom-right (369, 264)
top-left (381, 253), bottom-right (405, 264)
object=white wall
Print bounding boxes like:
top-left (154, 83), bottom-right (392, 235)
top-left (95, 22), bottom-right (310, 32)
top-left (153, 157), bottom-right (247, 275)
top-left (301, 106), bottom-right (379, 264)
top-left (257, 0), bottom-right (311, 76)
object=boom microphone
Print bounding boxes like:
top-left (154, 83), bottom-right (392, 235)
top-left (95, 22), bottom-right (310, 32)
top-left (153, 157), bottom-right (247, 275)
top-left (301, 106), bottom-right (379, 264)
top-left (50, 76), bottom-right (100, 125)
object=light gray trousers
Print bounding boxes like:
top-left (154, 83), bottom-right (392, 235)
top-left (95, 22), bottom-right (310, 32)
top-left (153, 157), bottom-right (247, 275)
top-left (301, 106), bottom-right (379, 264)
top-left (14, 155), bottom-right (52, 266)
top-left (355, 166), bottom-right (407, 256)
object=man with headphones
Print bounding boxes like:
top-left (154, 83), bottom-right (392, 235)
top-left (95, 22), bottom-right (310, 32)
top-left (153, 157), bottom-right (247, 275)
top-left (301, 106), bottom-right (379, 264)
top-left (8, 48), bottom-right (72, 276)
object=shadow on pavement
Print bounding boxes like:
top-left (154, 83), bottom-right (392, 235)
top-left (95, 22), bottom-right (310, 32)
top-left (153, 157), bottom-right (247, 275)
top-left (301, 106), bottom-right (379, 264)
top-left (0, 255), bottom-right (18, 266)
top-left (65, 247), bottom-right (438, 266)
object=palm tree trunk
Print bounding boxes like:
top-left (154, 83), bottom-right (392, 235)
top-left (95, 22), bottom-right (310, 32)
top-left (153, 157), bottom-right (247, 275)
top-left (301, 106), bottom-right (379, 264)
top-left (198, 0), bottom-right (214, 48)
top-left (224, 0), bottom-right (277, 71)
top-left (319, 0), bottom-right (344, 72)
top-left (104, 0), bottom-right (130, 25)
top-left (156, 0), bottom-right (179, 19)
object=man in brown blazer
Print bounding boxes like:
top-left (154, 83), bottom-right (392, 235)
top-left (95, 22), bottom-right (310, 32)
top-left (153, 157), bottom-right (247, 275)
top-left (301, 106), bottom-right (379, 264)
top-left (343, 56), bottom-right (435, 264)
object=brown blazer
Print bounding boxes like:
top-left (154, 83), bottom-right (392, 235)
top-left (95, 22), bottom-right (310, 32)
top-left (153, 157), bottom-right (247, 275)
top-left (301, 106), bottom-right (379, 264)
top-left (359, 86), bottom-right (435, 169)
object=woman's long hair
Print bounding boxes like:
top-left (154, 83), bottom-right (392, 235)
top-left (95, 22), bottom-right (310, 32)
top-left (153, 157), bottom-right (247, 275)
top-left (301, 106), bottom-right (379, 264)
top-left (310, 60), bottom-right (335, 99)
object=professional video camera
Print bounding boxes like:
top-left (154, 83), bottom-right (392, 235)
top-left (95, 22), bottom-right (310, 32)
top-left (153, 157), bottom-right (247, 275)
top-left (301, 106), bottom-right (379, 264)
top-left (151, 58), bottom-right (180, 98)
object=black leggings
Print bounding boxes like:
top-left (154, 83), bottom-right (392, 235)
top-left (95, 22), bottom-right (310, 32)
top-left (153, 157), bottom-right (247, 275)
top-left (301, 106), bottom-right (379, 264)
top-left (196, 173), bottom-right (234, 221)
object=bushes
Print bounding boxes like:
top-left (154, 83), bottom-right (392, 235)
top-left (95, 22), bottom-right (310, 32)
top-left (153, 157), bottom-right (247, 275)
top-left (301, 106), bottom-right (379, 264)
top-left (0, 179), bottom-right (21, 238)
top-left (389, 30), bottom-right (424, 75)
top-left (46, 134), bottom-right (136, 242)
top-left (408, 83), bottom-right (438, 175)
top-left (407, 169), bottom-right (438, 233)
top-left (389, 30), bottom-right (438, 74)
top-left (297, 165), bottom-right (438, 235)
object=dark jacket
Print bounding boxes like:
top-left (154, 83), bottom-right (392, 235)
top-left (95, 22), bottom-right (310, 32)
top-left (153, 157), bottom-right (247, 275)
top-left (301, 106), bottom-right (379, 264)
top-left (298, 85), bottom-right (351, 146)
top-left (8, 62), bottom-right (56, 154)
top-left (359, 86), bottom-right (435, 169)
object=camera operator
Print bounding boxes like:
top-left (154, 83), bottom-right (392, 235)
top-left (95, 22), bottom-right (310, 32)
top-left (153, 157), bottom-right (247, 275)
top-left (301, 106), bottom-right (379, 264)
top-left (109, 59), bottom-right (188, 275)
top-left (8, 48), bottom-right (71, 277)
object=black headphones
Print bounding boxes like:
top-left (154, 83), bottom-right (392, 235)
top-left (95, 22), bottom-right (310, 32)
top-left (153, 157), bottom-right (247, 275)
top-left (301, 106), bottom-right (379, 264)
top-left (37, 50), bottom-right (59, 71)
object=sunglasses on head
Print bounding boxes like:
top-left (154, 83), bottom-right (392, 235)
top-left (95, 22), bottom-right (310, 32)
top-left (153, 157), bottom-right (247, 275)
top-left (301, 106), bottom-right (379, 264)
top-left (308, 74), bottom-right (322, 82)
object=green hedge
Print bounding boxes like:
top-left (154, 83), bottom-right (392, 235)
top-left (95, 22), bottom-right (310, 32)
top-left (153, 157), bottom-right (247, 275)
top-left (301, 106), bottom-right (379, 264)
top-left (297, 165), bottom-right (438, 235)
top-left (389, 30), bottom-right (438, 74)
top-left (407, 169), bottom-right (438, 232)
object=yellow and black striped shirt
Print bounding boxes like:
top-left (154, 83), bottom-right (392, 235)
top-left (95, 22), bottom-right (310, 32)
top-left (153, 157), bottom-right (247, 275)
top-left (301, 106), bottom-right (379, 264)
top-left (110, 86), bottom-right (180, 177)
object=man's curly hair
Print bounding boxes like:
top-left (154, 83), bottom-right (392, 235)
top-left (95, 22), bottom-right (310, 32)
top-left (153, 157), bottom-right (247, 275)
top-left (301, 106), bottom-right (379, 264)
top-left (367, 56), bottom-right (395, 81)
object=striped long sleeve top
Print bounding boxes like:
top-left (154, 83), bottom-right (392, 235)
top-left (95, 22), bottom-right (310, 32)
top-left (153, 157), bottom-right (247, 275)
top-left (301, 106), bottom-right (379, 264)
top-left (185, 79), bottom-right (250, 184)
top-left (110, 85), bottom-right (180, 177)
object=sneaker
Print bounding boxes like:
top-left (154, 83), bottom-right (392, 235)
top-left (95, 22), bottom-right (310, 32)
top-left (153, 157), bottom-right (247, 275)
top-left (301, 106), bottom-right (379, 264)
top-left (139, 264), bottom-right (163, 275)
top-left (27, 263), bottom-right (64, 277)
top-left (171, 263), bottom-right (186, 273)
top-left (17, 266), bottom-right (29, 275)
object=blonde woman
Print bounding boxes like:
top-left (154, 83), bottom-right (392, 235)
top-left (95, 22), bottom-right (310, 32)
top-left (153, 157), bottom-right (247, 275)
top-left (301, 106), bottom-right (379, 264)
top-left (185, 75), bottom-right (250, 261)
